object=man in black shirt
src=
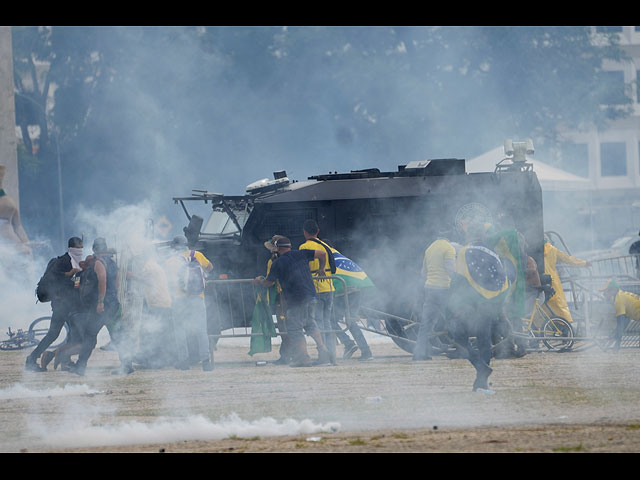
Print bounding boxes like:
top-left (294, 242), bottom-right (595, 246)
top-left (254, 236), bottom-right (331, 367)
top-left (25, 237), bottom-right (83, 372)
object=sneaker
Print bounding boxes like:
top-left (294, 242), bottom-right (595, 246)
top-left (343, 344), bottom-right (358, 360)
top-left (358, 352), bottom-right (374, 361)
top-left (202, 360), bottom-right (214, 371)
top-left (313, 349), bottom-right (332, 366)
top-left (272, 357), bottom-right (290, 365)
top-left (24, 357), bottom-right (45, 372)
top-left (472, 366), bottom-right (493, 392)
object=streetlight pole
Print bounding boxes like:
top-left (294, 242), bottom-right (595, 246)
top-left (15, 92), bottom-right (65, 250)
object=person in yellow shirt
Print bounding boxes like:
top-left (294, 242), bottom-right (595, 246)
top-left (164, 235), bottom-right (214, 371)
top-left (543, 238), bottom-right (590, 324)
top-left (299, 220), bottom-right (338, 365)
top-left (601, 279), bottom-right (640, 350)
top-left (413, 230), bottom-right (456, 361)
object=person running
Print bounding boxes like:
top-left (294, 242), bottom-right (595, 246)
top-left (69, 238), bottom-right (121, 376)
top-left (25, 237), bottom-right (83, 372)
top-left (447, 219), bottom-right (509, 392)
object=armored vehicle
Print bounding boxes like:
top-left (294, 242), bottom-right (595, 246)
top-left (173, 157), bottom-right (545, 350)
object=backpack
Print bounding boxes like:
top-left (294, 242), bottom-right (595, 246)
top-left (180, 250), bottom-right (206, 295)
top-left (35, 256), bottom-right (61, 303)
top-left (77, 265), bottom-right (99, 310)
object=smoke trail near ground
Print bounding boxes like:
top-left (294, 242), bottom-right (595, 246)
top-left (30, 412), bottom-right (340, 449)
top-left (0, 383), bottom-right (101, 399)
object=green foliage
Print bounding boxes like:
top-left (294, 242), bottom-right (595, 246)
top-left (9, 26), bottom-right (635, 244)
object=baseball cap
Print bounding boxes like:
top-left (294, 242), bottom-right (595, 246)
top-left (274, 236), bottom-right (291, 248)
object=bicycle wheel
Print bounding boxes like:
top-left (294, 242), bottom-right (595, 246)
top-left (28, 316), bottom-right (69, 350)
top-left (542, 317), bottom-right (574, 351)
top-left (0, 334), bottom-right (34, 351)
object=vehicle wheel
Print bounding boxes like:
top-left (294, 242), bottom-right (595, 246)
top-left (542, 317), bottom-right (574, 351)
top-left (384, 318), bottom-right (417, 353)
top-left (28, 316), bottom-right (69, 350)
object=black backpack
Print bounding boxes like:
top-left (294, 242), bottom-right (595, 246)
top-left (77, 266), bottom-right (99, 310)
top-left (35, 256), bottom-right (61, 303)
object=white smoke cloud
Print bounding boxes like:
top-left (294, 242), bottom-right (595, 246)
top-left (31, 412), bottom-right (340, 449)
top-left (0, 383), bottom-right (101, 399)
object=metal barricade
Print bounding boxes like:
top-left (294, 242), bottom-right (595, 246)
top-left (205, 276), bottom-right (353, 343)
top-left (554, 254), bottom-right (640, 347)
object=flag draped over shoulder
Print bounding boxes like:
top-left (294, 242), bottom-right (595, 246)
top-left (456, 244), bottom-right (509, 300)
top-left (248, 290), bottom-right (278, 356)
top-left (330, 249), bottom-right (375, 294)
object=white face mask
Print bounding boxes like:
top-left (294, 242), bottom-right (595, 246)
top-left (68, 247), bottom-right (84, 269)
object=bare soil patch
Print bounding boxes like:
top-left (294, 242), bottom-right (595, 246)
top-left (2, 336), bottom-right (640, 453)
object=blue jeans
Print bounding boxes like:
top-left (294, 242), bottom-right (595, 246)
top-left (284, 300), bottom-right (319, 363)
top-left (333, 292), bottom-right (372, 356)
top-left (28, 298), bottom-right (72, 361)
top-left (312, 292), bottom-right (336, 361)
top-left (413, 287), bottom-right (449, 360)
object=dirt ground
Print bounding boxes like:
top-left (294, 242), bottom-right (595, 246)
top-left (2, 333), bottom-right (640, 453)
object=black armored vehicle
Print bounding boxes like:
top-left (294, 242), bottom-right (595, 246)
top-left (173, 156), bottom-right (545, 350)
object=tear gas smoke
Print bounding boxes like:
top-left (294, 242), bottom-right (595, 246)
top-left (5, 26), bottom-right (638, 451)
top-left (29, 411), bottom-right (339, 449)
top-left (0, 383), bottom-right (101, 399)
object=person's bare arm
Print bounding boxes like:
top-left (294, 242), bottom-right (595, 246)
top-left (95, 260), bottom-right (107, 313)
top-left (314, 249), bottom-right (327, 276)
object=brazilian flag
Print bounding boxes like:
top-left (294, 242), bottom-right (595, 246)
top-left (488, 228), bottom-right (526, 319)
top-left (456, 244), bottom-right (509, 300)
top-left (248, 290), bottom-right (278, 356)
top-left (330, 250), bottom-right (375, 294)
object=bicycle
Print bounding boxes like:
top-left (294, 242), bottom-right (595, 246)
top-left (0, 316), bottom-right (69, 351)
top-left (517, 289), bottom-right (575, 352)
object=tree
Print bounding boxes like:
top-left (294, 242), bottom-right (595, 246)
top-left (12, 26), bottom-right (633, 248)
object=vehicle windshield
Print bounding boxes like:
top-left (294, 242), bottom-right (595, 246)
top-left (202, 208), bottom-right (250, 235)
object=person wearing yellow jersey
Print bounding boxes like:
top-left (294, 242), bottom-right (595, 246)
top-left (164, 235), bottom-right (214, 371)
top-left (299, 220), bottom-right (338, 365)
top-left (413, 231), bottom-right (456, 361)
top-left (601, 279), bottom-right (640, 350)
top-left (543, 238), bottom-right (590, 324)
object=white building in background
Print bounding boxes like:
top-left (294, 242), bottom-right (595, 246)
top-left (472, 27), bottom-right (640, 253)
top-left (559, 27), bottom-right (640, 189)
top-left (556, 27), bottom-right (640, 252)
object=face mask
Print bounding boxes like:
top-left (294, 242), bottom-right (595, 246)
top-left (68, 247), bottom-right (84, 269)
